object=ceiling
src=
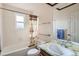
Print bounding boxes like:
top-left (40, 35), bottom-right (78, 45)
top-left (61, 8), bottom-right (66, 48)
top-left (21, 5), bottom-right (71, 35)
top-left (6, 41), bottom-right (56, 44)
top-left (53, 3), bottom-right (71, 7)
top-left (46, 3), bottom-right (76, 10)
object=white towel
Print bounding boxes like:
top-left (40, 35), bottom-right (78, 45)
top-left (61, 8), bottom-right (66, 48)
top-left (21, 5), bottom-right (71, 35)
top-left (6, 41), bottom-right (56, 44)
top-left (49, 44), bottom-right (75, 56)
top-left (49, 44), bottom-right (63, 55)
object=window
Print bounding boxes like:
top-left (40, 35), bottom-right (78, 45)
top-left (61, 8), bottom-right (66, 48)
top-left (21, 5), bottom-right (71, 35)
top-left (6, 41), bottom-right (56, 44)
top-left (16, 14), bottom-right (25, 29)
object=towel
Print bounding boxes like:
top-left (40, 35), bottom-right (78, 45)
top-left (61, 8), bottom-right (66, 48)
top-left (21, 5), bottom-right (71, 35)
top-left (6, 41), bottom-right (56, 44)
top-left (49, 44), bottom-right (63, 55)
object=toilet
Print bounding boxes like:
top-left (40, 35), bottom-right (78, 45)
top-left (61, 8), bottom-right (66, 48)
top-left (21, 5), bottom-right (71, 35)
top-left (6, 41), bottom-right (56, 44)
top-left (27, 48), bottom-right (40, 56)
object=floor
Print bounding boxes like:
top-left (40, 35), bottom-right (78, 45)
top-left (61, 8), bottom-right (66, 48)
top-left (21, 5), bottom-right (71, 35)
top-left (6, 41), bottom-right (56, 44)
top-left (3, 48), bottom-right (50, 56)
top-left (5, 49), bottom-right (28, 56)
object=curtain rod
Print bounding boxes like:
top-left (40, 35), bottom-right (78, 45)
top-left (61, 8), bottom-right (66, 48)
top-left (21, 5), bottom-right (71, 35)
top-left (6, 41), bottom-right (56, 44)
top-left (0, 7), bottom-right (31, 15)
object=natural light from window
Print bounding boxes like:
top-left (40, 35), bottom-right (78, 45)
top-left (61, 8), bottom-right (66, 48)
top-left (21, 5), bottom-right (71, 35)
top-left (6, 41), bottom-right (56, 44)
top-left (16, 14), bottom-right (25, 29)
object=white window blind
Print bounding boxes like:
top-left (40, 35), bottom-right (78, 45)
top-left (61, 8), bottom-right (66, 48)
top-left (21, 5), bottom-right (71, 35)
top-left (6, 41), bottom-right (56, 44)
top-left (16, 14), bottom-right (25, 29)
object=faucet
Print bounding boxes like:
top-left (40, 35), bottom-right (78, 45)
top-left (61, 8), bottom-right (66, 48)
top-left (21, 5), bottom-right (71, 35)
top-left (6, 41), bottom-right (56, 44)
top-left (61, 39), bottom-right (73, 48)
top-left (61, 40), bottom-right (67, 47)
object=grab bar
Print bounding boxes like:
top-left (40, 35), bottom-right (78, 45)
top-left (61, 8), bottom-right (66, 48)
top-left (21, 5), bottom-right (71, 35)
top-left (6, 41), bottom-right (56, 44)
top-left (39, 33), bottom-right (51, 37)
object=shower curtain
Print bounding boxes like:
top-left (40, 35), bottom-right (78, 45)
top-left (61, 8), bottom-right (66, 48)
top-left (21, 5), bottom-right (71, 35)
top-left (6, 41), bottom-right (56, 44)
top-left (69, 12), bottom-right (79, 43)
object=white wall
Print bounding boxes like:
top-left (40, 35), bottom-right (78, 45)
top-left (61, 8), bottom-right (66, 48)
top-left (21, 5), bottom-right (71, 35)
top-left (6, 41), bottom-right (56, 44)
top-left (0, 4), bottom-right (3, 51)
top-left (53, 4), bottom-right (79, 42)
top-left (0, 4), bottom-right (2, 50)
top-left (1, 3), bottom-right (53, 55)
top-left (0, 4), bottom-right (1, 50)
top-left (1, 5), bottom-right (29, 55)
top-left (6, 4), bottom-right (53, 41)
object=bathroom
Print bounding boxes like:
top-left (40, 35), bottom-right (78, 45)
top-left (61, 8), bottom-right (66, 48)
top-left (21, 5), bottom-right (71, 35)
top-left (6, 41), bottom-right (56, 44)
top-left (0, 3), bottom-right (79, 56)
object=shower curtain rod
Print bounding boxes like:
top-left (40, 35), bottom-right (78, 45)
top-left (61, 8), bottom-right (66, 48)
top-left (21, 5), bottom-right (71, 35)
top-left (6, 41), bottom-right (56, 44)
top-left (0, 7), bottom-right (31, 15)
